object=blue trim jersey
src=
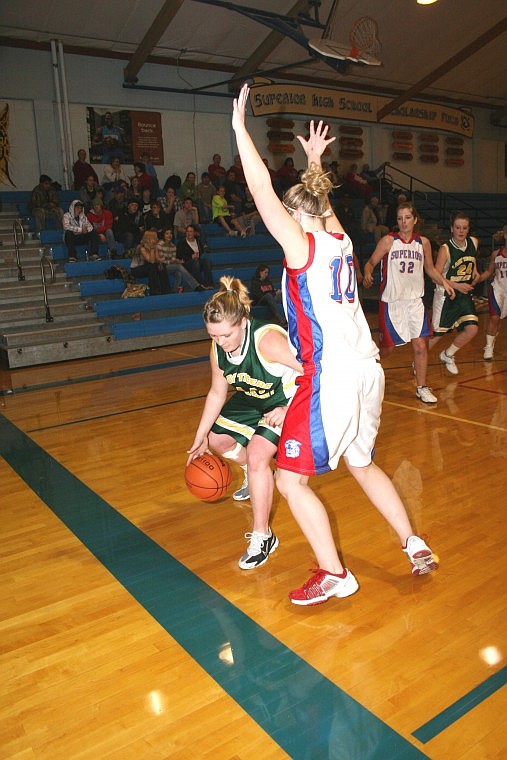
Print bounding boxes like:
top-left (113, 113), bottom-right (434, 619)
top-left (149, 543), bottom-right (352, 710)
top-left (278, 231), bottom-right (381, 475)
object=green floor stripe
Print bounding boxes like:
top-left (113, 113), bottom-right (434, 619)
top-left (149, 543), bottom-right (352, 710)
top-left (1, 413), bottom-right (429, 760)
top-left (413, 666), bottom-right (507, 743)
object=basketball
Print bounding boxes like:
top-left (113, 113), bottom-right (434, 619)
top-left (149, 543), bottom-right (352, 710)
top-left (185, 453), bottom-right (232, 502)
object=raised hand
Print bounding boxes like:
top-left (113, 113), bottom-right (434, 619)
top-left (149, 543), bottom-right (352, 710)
top-left (297, 120), bottom-right (336, 160)
top-left (232, 83), bottom-right (250, 132)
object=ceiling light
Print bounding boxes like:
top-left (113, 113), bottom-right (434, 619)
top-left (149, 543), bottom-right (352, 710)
top-left (417, 0), bottom-right (438, 4)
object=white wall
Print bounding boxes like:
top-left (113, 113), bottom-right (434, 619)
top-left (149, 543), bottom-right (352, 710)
top-left (2, 45), bottom-right (507, 195)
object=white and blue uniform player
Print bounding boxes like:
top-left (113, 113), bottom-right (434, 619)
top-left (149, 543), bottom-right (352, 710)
top-left (364, 202), bottom-right (454, 404)
top-left (476, 224), bottom-right (507, 360)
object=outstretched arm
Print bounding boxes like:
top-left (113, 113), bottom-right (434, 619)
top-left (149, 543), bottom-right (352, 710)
top-left (232, 84), bottom-right (306, 265)
top-left (297, 121), bottom-right (343, 233)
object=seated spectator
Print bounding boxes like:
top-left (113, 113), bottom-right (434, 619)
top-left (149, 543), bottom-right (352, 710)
top-left (159, 186), bottom-right (178, 229)
top-left (108, 185), bottom-right (127, 237)
top-left (224, 169), bottom-right (245, 216)
top-left (80, 174), bottom-right (102, 212)
top-left (197, 172), bottom-right (216, 223)
top-left (179, 171), bottom-right (205, 219)
top-left (360, 162), bottom-right (390, 195)
top-left (262, 158), bottom-right (282, 196)
top-left (63, 200), bottom-right (100, 262)
top-left (126, 175), bottom-right (143, 206)
top-left (174, 197), bottom-right (208, 246)
top-left (130, 230), bottom-right (170, 295)
top-left (242, 186), bottom-right (261, 233)
top-left (208, 153), bottom-right (226, 187)
top-left (140, 151), bottom-right (159, 195)
top-left (102, 157), bottom-right (127, 195)
top-left (345, 163), bottom-right (372, 199)
top-left (228, 155), bottom-right (246, 189)
top-left (157, 227), bottom-right (208, 292)
top-left (116, 198), bottom-right (143, 251)
top-left (361, 196), bottom-right (389, 244)
top-left (143, 199), bottom-right (170, 238)
top-left (87, 197), bottom-right (118, 258)
top-left (72, 149), bottom-right (98, 191)
top-left (211, 185), bottom-right (245, 236)
top-left (176, 225), bottom-right (213, 287)
top-left (140, 187), bottom-right (153, 217)
top-left (162, 173), bottom-right (181, 194)
top-left (276, 157), bottom-right (298, 192)
top-left (28, 175), bottom-right (64, 232)
top-left (334, 193), bottom-right (361, 248)
top-left (250, 264), bottom-right (287, 328)
top-left (132, 162), bottom-right (153, 192)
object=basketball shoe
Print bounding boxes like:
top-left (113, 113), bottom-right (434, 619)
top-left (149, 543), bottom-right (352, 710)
top-left (233, 471), bottom-right (249, 501)
top-left (439, 349), bottom-right (459, 375)
top-left (289, 568), bottom-right (359, 606)
top-left (403, 535), bottom-right (439, 575)
top-left (238, 529), bottom-right (278, 569)
top-left (483, 344), bottom-right (494, 360)
top-left (416, 386), bottom-right (437, 403)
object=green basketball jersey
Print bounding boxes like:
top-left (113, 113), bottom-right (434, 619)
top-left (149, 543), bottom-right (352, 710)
top-left (443, 237), bottom-right (477, 283)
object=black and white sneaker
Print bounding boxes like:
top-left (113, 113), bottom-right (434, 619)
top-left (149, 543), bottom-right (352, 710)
top-left (238, 529), bottom-right (278, 569)
top-left (233, 471), bottom-right (249, 501)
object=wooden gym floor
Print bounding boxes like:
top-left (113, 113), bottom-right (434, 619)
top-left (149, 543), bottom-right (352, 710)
top-left (0, 313), bottom-right (506, 759)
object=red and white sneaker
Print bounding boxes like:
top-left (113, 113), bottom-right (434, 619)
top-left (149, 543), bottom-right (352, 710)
top-left (403, 535), bottom-right (439, 575)
top-left (289, 568), bottom-right (359, 606)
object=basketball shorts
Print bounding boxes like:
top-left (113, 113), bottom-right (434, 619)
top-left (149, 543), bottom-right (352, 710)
top-left (211, 392), bottom-right (281, 447)
top-left (489, 283), bottom-right (507, 319)
top-left (277, 358), bottom-right (384, 476)
top-left (432, 290), bottom-right (478, 334)
top-left (379, 298), bottom-right (431, 348)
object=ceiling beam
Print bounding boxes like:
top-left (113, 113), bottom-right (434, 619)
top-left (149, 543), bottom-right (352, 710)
top-left (123, 0), bottom-right (185, 83)
top-left (377, 15), bottom-right (507, 122)
top-left (227, 0), bottom-right (309, 90)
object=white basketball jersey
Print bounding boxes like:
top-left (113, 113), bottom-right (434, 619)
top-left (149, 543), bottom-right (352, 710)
top-left (380, 232), bottom-right (425, 302)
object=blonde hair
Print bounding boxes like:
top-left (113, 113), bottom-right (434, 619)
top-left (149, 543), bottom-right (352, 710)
top-left (141, 230), bottom-right (158, 247)
top-left (283, 163), bottom-right (333, 218)
top-left (202, 276), bottom-right (251, 325)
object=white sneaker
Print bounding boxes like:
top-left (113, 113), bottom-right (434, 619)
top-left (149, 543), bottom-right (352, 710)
top-left (228, 230), bottom-right (238, 237)
top-left (233, 471), bottom-right (249, 501)
top-left (483, 344), bottom-right (494, 361)
top-left (416, 386), bottom-right (437, 403)
top-left (289, 568), bottom-right (359, 606)
top-left (403, 535), bottom-right (438, 576)
top-left (439, 349), bottom-right (459, 375)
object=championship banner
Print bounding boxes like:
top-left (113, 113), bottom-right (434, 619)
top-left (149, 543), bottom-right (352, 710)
top-left (249, 81), bottom-right (474, 138)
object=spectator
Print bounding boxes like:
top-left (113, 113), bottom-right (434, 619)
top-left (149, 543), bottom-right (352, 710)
top-left (132, 162), bottom-right (153, 192)
top-left (228, 154), bottom-right (246, 189)
top-left (130, 230), bottom-right (170, 295)
top-left (361, 196), bottom-right (389, 244)
top-left (211, 185), bottom-right (245, 236)
top-left (262, 158), bottom-right (282, 196)
top-left (140, 187), bottom-right (154, 218)
top-left (79, 174), bottom-right (102, 212)
top-left (208, 153), bottom-right (226, 187)
top-left (345, 163), bottom-right (372, 199)
top-left (72, 149), bottom-right (98, 191)
top-left (108, 185), bottom-right (127, 238)
top-left (174, 197), bottom-right (208, 247)
top-left (385, 192), bottom-right (408, 231)
top-left (116, 198), bottom-right (143, 251)
top-left (197, 172), bottom-right (216, 223)
top-left (93, 111), bottom-right (127, 164)
top-left (86, 197), bottom-right (118, 258)
top-left (276, 157), bottom-right (298, 192)
top-left (159, 186), bottom-right (178, 229)
top-left (102, 157), bottom-right (127, 195)
top-left (62, 200), bottom-right (100, 262)
top-left (176, 225), bottom-right (213, 287)
top-left (162, 173), bottom-right (181, 194)
top-left (140, 151), bottom-right (159, 195)
top-left (334, 193), bottom-right (360, 248)
top-left (250, 264), bottom-right (287, 328)
top-left (127, 175), bottom-right (143, 206)
top-left (143, 199), bottom-right (170, 238)
top-left (157, 227), bottom-right (208, 292)
top-left (28, 174), bottom-right (64, 232)
top-left (224, 169), bottom-right (245, 216)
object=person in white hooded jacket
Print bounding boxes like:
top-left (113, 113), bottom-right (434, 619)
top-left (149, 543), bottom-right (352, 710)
top-left (62, 200), bottom-right (101, 262)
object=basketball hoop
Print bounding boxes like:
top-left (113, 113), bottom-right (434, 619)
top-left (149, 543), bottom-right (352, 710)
top-left (308, 15), bottom-right (382, 66)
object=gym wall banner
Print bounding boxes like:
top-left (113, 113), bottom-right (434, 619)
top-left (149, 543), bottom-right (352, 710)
top-left (249, 81), bottom-right (474, 138)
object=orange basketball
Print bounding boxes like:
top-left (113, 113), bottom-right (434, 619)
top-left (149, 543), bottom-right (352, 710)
top-left (185, 453), bottom-right (232, 502)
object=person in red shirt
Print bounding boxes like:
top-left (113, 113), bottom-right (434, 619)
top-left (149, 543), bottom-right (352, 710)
top-left (86, 197), bottom-right (118, 258)
top-left (72, 149), bottom-right (98, 191)
top-left (208, 153), bottom-right (226, 187)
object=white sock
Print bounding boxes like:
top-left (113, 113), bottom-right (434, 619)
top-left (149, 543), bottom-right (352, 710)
top-left (445, 343), bottom-right (459, 357)
top-left (486, 334), bottom-right (496, 348)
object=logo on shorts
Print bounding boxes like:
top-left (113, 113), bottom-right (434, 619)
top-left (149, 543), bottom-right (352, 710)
top-left (285, 439), bottom-right (302, 458)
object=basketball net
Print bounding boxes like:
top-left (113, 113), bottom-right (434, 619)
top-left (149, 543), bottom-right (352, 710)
top-left (349, 16), bottom-right (382, 60)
